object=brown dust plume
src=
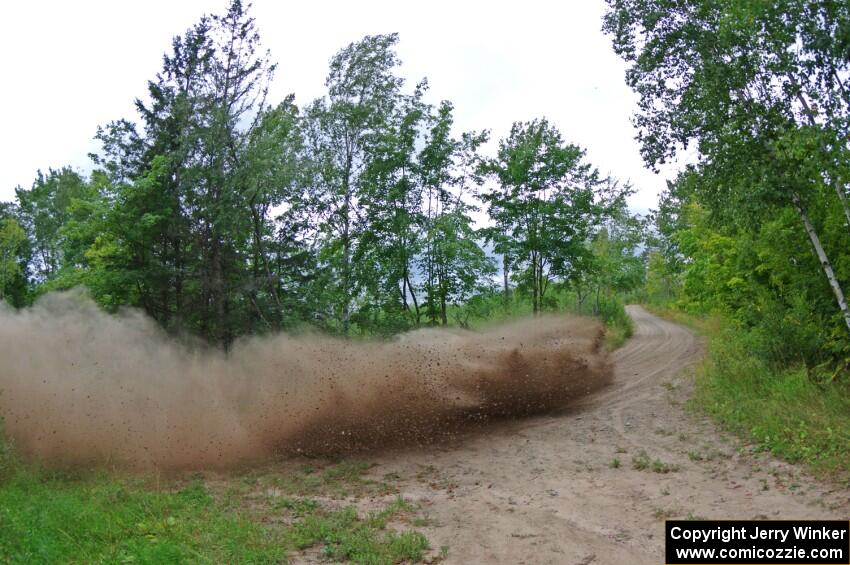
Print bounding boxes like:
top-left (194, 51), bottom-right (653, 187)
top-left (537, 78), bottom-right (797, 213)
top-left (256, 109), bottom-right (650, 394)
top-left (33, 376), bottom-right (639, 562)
top-left (0, 291), bottom-right (612, 469)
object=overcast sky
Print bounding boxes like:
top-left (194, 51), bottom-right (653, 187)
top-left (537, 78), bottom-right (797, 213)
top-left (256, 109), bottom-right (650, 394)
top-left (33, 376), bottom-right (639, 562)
top-left (1, 0), bottom-right (681, 213)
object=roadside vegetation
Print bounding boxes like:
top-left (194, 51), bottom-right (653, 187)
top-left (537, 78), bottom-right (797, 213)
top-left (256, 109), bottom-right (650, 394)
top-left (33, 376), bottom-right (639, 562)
top-left (0, 440), bottom-right (436, 564)
top-left (452, 287), bottom-right (634, 350)
top-left (605, 1), bottom-right (850, 483)
top-left (696, 323), bottom-right (850, 480)
top-left (649, 306), bottom-right (850, 481)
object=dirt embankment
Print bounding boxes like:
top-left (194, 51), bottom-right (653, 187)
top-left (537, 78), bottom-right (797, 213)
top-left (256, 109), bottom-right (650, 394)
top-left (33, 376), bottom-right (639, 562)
top-left (0, 292), bottom-right (611, 469)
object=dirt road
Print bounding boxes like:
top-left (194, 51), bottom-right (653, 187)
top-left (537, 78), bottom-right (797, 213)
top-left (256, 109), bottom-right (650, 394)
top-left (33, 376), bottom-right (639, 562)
top-left (370, 306), bottom-right (849, 564)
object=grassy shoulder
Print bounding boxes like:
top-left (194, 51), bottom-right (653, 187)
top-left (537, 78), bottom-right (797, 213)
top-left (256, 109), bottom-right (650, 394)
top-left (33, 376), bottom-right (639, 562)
top-left (600, 300), bottom-right (634, 351)
top-left (454, 289), bottom-right (634, 351)
top-left (647, 305), bottom-right (850, 483)
top-left (0, 455), bottom-right (437, 564)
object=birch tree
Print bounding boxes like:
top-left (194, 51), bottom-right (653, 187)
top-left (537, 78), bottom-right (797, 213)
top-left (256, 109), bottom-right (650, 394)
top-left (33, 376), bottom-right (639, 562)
top-left (604, 0), bottom-right (850, 331)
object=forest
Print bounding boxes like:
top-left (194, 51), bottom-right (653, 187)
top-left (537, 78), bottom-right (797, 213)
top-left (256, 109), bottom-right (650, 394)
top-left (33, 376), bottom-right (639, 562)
top-left (0, 2), bottom-right (642, 349)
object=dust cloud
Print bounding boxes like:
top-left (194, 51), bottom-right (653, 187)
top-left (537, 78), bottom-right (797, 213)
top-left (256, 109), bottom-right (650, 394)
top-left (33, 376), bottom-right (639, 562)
top-left (0, 291), bottom-right (612, 470)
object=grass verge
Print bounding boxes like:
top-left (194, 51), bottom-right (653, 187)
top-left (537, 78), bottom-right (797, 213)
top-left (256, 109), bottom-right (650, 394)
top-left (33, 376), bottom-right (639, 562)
top-left (0, 471), bottom-right (285, 564)
top-left (287, 497), bottom-right (429, 563)
top-left (0, 456), bottom-right (434, 564)
top-left (648, 305), bottom-right (850, 483)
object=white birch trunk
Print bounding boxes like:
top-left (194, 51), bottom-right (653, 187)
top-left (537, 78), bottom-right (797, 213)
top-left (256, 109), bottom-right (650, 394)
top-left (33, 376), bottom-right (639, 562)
top-left (793, 194), bottom-right (850, 332)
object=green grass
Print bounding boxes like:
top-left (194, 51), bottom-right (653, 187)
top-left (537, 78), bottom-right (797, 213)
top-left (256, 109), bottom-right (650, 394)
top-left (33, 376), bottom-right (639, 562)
top-left (0, 455), bottom-right (433, 564)
top-left (643, 304), bottom-right (721, 335)
top-left (649, 306), bottom-right (850, 482)
top-left (631, 450), bottom-right (680, 474)
top-left (693, 326), bottom-right (850, 481)
top-left (0, 471), bottom-right (285, 564)
top-left (287, 497), bottom-right (429, 564)
top-left (266, 460), bottom-right (394, 498)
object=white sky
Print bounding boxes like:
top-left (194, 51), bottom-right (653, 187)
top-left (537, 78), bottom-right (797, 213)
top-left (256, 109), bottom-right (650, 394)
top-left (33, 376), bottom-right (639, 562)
top-left (0, 0), bottom-right (680, 213)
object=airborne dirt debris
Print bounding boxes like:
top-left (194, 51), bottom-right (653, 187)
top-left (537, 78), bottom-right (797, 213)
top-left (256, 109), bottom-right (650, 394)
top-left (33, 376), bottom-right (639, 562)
top-left (0, 291), bottom-right (611, 469)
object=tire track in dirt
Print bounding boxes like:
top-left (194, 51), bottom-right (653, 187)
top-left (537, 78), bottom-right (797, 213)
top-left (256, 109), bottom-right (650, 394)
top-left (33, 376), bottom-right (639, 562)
top-left (361, 306), bottom-right (850, 565)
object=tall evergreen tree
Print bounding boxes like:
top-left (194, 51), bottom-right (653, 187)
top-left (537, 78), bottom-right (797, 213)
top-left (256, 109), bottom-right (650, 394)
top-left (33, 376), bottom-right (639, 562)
top-left (90, 0), bottom-right (278, 346)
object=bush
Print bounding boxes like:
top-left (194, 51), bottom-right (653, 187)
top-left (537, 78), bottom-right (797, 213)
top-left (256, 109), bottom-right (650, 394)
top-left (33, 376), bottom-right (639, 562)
top-left (595, 294), bottom-right (633, 337)
top-left (692, 323), bottom-right (850, 480)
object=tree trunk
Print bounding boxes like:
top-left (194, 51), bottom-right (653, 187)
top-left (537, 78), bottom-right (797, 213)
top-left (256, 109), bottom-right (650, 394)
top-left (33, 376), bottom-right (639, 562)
top-left (251, 205), bottom-right (283, 322)
top-left (440, 293), bottom-right (447, 326)
top-left (400, 275), bottom-right (410, 311)
top-left (439, 269), bottom-right (448, 326)
top-left (404, 270), bottom-right (420, 325)
top-left (502, 254), bottom-right (510, 305)
top-left (342, 233), bottom-right (351, 335)
top-left (595, 286), bottom-right (601, 316)
top-left (174, 236), bottom-right (184, 334)
top-left (537, 255), bottom-right (545, 315)
top-left (427, 246), bottom-right (437, 325)
top-left (531, 251), bottom-right (539, 316)
top-left (831, 180), bottom-right (850, 231)
top-left (211, 237), bottom-right (230, 350)
top-left (342, 156), bottom-right (353, 336)
top-left (793, 194), bottom-right (850, 332)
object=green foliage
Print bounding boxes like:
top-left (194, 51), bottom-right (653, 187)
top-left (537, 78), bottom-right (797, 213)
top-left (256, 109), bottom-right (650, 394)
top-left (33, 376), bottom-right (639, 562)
top-left (646, 174), bottom-right (850, 371)
top-left (1, 2), bottom-right (644, 346)
top-left (692, 321), bottom-right (850, 480)
top-left (595, 294), bottom-right (634, 349)
top-left (0, 473), bottom-right (286, 564)
top-left (15, 168), bottom-right (90, 283)
top-left (481, 118), bottom-right (628, 315)
top-left (0, 218), bottom-right (27, 305)
top-left (605, 0), bottom-right (850, 338)
top-left (455, 284), bottom-right (633, 350)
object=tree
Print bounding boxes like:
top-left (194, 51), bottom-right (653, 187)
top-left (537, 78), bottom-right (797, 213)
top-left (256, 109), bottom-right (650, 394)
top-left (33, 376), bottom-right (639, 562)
top-left (0, 217), bottom-right (27, 304)
top-left (481, 119), bottom-right (612, 315)
top-left (2, 20), bottom-right (632, 345)
top-left (643, 181), bottom-right (690, 303)
top-left (240, 96), bottom-right (304, 330)
top-left (584, 204), bottom-right (646, 312)
top-left (15, 168), bottom-right (89, 282)
top-left (302, 33), bottom-right (407, 335)
top-left (356, 79), bottom-right (429, 328)
top-left (418, 103), bottom-right (493, 325)
top-left (90, 0), bottom-right (278, 346)
top-left (603, 0), bottom-right (850, 331)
